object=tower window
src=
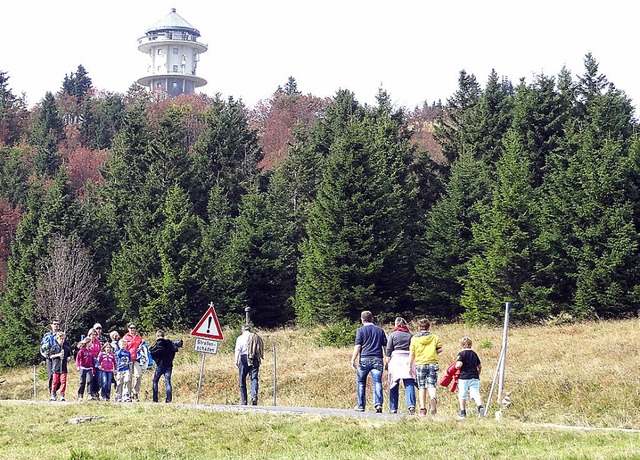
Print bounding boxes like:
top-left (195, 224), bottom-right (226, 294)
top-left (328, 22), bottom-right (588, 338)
top-left (172, 82), bottom-right (178, 89)
top-left (173, 65), bottom-right (178, 72)
top-left (157, 49), bottom-right (163, 55)
top-left (173, 48), bottom-right (179, 54)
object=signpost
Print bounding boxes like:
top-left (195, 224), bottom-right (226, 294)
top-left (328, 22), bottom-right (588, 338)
top-left (191, 303), bottom-right (224, 404)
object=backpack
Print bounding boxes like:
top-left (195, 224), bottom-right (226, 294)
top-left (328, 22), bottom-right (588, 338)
top-left (138, 341), bottom-right (153, 371)
top-left (40, 333), bottom-right (55, 358)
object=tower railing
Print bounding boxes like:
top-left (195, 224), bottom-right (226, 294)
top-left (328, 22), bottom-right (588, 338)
top-left (137, 32), bottom-right (205, 46)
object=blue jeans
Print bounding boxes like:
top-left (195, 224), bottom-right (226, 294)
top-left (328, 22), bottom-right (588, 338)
top-left (356, 357), bottom-right (383, 409)
top-left (153, 366), bottom-right (173, 403)
top-left (91, 367), bottom-right (101, 396)
top-left (238, 354), bottom-right (259, 405)
top-left (77, 368), bottom-right (92, 397)
top-left (389, 378), bottom-right (416, 412)
top-left (100, 371), bottom-right (113, 400)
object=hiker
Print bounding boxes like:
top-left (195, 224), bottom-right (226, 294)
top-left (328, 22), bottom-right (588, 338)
top-left (409, 318), bottom-right (442, 417)
top-left (351, 310), bottom-right (387, 413)
top-left (149, 330), bottom-right (178, 403)
top-left (123, 323), bottom-right (143, 402)
top-left (385, 317), bottom-right (416, 414)
top-left (93, 323), bottom-right (109, 346)
top-left (40, 319), bottom-right (62, 394)
top-left (97, 342), bottom-right (117, 401)
top-left (234, 324), bottom-right (264, 405)
top-left (455, 336), bottom-right (484, 419)
top-left (87, 328), bottom-right (103, 400)
top-left (49, 332), bottom-right (71, 401)
top-left (75, 338), bottom-right (93, 401)
top-left (115, 339), bottom-right (132, 402)
top-left (109, 331), bottom-right (121, 352)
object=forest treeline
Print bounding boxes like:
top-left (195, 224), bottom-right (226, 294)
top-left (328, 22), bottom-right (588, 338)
top-left (0, 54), bottom-right (639, 367)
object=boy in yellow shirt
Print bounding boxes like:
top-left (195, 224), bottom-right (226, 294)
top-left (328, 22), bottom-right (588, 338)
top-left (409, 319), bottom-right (442, 416)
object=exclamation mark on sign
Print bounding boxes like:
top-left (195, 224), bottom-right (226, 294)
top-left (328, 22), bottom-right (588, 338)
top-left (207, 317), bottom-right (212, 334)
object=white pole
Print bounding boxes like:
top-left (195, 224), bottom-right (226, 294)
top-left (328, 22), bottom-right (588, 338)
top-left (195, 353), bottom-right (206, 405)
top-left (272, 344), bottom-right (277, 406)
top-left (497, 302), bottom-right (510, 403)
top-left (484, 347), bottom-right (505, 415)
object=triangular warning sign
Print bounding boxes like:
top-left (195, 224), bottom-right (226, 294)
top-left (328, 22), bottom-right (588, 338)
top-left (190, 305), bottom-right (224, 340)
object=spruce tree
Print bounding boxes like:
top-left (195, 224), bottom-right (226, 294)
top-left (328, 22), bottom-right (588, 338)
top-left (143, 185), bottom-right (203, 330)
top-left (191, 96), bottom-right (261, 217)
top-left (0, 170), bottom-right (81, 365)
top-left (295, 97), bottom-right (417, 324)
top-left (461, 131), bottom-right (551, 323)
top-left (0, 71), bottom-right (28, 146)
top-left (199, 186), bottom-right (243, 324)
top-left (228, 184), bottom-right (296, 326)
top-left (30, 92), bottom-right (64, 177)
top-left (414, 151), bottom-right (493, 318)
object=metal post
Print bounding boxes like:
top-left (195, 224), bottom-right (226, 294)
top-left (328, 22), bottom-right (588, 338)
top-left (272, 344), bottom-right (277, 406)
top-left (245, 307), bottom-right (251, 325)
top-left (498, 302), bottom-right (510, 403)
top-left (485, 347), bottom-right (505, 415)
top-left (195, 353), bottom-right (206, 405)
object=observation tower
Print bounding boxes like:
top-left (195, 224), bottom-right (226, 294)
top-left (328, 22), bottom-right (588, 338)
top-left (137, 8), bottom-right (208, 96)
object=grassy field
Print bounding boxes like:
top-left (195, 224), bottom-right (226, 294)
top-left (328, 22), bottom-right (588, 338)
top-left (1, 319), bottom-right (640, 459)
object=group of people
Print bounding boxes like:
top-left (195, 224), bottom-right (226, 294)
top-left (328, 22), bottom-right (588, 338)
top-left (351, 310), bottom-right (485, 419)
top-left (40, 320), bottom-right (180, 404)
top-left (41, 313), bottom-right (482, 417)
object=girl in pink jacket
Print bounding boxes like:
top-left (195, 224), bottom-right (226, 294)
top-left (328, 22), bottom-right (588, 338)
top-left (75, 338), bottom-right (94, 401)
top-left (97, 342), bottom-right (117, 401)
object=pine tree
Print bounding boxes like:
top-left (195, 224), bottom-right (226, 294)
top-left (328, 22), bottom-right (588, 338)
top-left (0, 170), bottom-right (81, 365)
top-left (228, 184), bottom-right (296, 327)
top-left (142, 185), bottom-right (203, 330)
top-left (0, 145), bottom-right (30, 208)
top-left (30, 92), bottom-right (64, 177)
top-left (62, 64), bottom-right (92, 104)
top-left (539, 54), bottom-right (640, 318)
top-left (191, 96), bottom-right (261, 217)
top-left (295, 97), bottom-right (417, 324)
top-left (414, 152), bottom-right (493, 318)
top-left (510, 73), bottom-right (573, 187)
top-left (199, 186), bottom-right (243, 324)
top-left (434, 70), bottom-right (482, 166)
top-left (0, 71), bottom-right (28, 146)
top-left (461, 131), bottom-right (551, 323)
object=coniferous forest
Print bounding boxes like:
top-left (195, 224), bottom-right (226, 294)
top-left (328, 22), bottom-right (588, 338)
top-left (1, 53), bottom-right (639, 366)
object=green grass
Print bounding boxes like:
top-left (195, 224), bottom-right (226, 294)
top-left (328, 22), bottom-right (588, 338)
top-left (0, 402), bottom-right (638, 459)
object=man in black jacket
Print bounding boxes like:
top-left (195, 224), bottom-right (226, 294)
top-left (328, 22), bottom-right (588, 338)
top-left (149, 330), bottom-right (177, 403)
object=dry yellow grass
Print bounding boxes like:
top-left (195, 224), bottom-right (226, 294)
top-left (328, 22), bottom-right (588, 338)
top-left (2, 318), bottom-right (639, 429)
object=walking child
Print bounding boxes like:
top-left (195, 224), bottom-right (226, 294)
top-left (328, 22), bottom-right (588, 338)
top-left (49, 332), bottom-right (71, 401)
top-left (76, 338), bottom-right (93, 401)
top-left (115, 338), bottom-right (132, 402)
top-left (455, 336), bottom-right (484, 419)
top-left (409, 318), bottom-right (442, 416)
top-left (97, 342), bottom-right (117, 401)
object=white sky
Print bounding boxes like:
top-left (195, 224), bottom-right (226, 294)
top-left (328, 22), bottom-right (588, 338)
top-left (2, 0), bottom-right (638, 112)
